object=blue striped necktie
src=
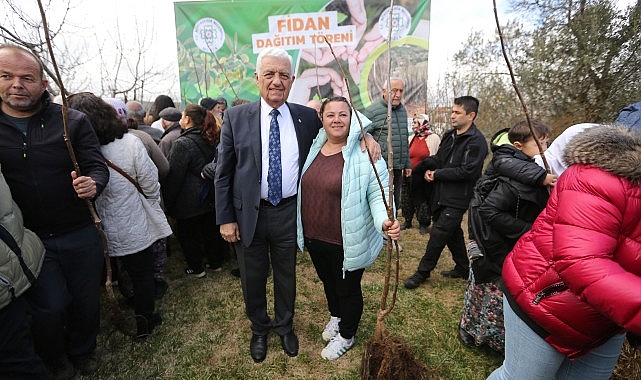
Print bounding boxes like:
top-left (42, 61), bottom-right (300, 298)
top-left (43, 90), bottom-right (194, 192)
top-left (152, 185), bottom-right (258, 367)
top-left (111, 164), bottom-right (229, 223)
top-left (267, 109), bottom-right (282, 206)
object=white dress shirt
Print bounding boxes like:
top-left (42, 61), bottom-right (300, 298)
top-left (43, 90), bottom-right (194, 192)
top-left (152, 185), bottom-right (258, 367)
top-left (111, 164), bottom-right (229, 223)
top-left (260, 99), bottom-right (299, 200)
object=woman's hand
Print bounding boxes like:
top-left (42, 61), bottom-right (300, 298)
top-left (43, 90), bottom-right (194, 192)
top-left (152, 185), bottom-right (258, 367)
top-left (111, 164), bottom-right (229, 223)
top-left (383, 219), bottom-right (401, 241)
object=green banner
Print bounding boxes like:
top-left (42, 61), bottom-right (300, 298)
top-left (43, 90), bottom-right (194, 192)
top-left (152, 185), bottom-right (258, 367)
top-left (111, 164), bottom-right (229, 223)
top-left (174, 0), bottom-right (430, 111)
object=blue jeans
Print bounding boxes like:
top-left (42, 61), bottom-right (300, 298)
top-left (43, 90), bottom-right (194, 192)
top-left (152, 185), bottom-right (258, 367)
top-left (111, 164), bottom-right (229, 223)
top-left (487, 296), bottom-right (625, 380)
top-left (27, 224), bottom-right (104, 364)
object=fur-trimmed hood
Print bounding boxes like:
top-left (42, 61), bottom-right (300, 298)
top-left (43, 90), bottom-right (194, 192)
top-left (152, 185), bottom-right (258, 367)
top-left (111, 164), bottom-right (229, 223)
top-left (563, 125), bottom-right (641, 184)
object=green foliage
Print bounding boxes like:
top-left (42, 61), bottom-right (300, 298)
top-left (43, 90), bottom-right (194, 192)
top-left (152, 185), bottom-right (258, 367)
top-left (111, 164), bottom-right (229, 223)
top-left (442, 0), bottom-right (641, 136)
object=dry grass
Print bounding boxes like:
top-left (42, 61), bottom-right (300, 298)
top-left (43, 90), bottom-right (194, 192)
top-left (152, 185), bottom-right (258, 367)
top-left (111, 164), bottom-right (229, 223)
top-left (81, 217), bottom-right (638, 379)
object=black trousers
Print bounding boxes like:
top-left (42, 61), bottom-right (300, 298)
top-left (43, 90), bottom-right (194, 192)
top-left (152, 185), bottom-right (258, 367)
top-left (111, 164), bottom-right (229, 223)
top-left (417, 207), bottom-right (469, 277)
top-left (174, 211), bottom-right (225, 272)
top-left (0, 297), bottom-right (48, 380)
top-left (306, 239), bottom-right (365, 340)
top-left (27, 224), bottom-right (103, 364)
top-left (119, 247), bottom-right (155, 321)
top-left (236, 197), bottom-right (297, 336)
top-left (401, 175), bottom-right (431, 227)
top-left (392, 169), bottom-right (403, 214)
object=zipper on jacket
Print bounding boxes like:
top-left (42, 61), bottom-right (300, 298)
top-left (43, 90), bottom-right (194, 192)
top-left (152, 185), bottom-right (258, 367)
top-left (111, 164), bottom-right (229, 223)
top-left (533, 282), bottom-right (568, 305)
top-left (0, 273), bottom-right (17, 301)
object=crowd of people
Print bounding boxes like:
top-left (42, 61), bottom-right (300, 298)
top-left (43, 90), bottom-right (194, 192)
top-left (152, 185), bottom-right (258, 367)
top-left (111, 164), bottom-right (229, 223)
top-left (0, 41), bottom-right (640, 380)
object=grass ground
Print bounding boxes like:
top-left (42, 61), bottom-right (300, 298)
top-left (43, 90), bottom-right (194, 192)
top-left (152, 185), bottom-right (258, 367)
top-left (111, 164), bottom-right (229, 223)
top-left (81, 217), bottom-right (638, 379)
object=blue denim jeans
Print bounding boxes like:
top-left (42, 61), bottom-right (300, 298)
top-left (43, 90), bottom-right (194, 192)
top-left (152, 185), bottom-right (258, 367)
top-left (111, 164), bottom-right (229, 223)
top-left (487, 296), bottom-right (625, 380)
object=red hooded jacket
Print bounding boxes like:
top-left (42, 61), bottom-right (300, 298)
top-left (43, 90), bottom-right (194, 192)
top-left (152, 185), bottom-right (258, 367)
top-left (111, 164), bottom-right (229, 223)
top-left (502, 125), bottom-right (641, 358)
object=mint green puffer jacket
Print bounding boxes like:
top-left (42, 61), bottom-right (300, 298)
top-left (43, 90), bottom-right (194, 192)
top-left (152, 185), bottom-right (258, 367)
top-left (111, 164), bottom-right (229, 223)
top-left (0, 168), bottom-right (45, 309)
top-left (297, 112), bottom-right (390, 274)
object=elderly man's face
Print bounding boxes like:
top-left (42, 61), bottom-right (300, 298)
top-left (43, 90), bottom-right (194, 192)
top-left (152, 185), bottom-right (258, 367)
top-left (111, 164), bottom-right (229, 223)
top-left (382, 79), bottom-right (404, 107)
top-left (0, 49), bottom-right (48, 117)
top-left (254, 56), bottom-right (294, 109)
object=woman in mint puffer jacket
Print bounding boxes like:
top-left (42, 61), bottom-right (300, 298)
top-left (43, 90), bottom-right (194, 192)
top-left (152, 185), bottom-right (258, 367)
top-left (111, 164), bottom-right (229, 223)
top-left (297, 96), bottom-right (400, 361)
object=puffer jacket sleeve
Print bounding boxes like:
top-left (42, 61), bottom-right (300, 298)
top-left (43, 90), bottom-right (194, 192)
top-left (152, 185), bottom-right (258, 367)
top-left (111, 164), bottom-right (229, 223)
top-left (367, 157), bottom-right (390, 233)
top-left (132, 138), bottom-right (161, 203)
top-left (493, 155), bottom-right (547, 186)
top-left (478, 179), bottom-right (530, 240)
top-left (552, 165), bottom-right (641, 334)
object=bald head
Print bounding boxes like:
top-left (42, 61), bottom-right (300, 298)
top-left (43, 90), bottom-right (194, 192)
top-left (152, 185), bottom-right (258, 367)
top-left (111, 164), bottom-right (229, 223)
top-left (125, 100), bottom-right (145, 123)
top-left (0, 44), bottom-right (48, 117)
top-left (0, 44), bottom-right (45, 79)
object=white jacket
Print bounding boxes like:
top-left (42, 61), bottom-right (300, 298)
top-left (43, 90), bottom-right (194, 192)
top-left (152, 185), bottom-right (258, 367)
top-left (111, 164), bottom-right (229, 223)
top-left (96, 133), bottom-right (172, 257)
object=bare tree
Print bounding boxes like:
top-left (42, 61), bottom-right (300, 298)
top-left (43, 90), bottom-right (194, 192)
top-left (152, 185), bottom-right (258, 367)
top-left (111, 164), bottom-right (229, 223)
top-left (0, 0), bottom-right (83, 95)
top-left (429, 0), bottom-right (641, 135)
top-left (0, 0), bottom-right (177, 102)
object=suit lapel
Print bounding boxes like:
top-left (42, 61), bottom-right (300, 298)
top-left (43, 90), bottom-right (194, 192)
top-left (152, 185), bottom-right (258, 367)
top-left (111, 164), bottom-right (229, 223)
top-left (287, 103), bottom-right (306, 171)
top-left (248, 102), bottom-right (262, 175)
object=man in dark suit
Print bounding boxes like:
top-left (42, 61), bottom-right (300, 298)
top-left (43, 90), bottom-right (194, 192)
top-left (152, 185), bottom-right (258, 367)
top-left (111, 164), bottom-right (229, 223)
top-left (216, 46), bottom-right (381, 363)
top-left (214, 47), bottom-right (320, 363)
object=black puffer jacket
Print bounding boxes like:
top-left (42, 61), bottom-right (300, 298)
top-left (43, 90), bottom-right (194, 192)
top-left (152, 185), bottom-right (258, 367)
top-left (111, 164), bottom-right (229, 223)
top-left (468, 129), bottom-right (549, 283)
top-left (162, 128), bottom-right (215, 219)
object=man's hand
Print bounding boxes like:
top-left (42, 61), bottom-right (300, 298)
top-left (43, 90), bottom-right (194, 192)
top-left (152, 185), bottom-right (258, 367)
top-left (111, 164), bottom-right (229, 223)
top-left (71, 171), bottom-right (97, 199)
top-left (403, 168), bottom-right (412, 177)
top-left (361, 133), bottom-right (381, 161)
top-left (220, 222), bottom-right (241, 243)
top-left (424, 170), bottom-right (435, 182)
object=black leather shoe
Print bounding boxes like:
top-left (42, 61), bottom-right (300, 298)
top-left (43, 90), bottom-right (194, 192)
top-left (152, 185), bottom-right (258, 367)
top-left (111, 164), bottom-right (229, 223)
top-left (250, 334), bottom-right (268, 363)
top-left (458, 328), bottom-right (475, 347)
top-left (403, 272), bottom-right (428, 289)
top-left (440, 269), bottom-right (468, 279)
top-left (280, 331), bottom-right (299, 357)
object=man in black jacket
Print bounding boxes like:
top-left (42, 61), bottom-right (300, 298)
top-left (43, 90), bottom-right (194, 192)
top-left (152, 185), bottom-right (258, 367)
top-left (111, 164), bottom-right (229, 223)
top-left (0, 44), bottom-right (108, 379)
top-left (404, 96), bottom-right (488, 289)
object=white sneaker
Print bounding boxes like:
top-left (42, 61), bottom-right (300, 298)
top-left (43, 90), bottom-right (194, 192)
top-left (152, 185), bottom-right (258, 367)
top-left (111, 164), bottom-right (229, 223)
top-left (321, 335), bottom-right (354, 360)
top-left (322, 316), bottom-right (340, 341)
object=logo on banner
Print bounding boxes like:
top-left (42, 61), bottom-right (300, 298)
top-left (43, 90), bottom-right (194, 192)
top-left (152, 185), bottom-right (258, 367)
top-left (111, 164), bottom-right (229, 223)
top-left (378, 5), bottom-right (412, 41)
top-left (193, 18), bottom-right (226, 53)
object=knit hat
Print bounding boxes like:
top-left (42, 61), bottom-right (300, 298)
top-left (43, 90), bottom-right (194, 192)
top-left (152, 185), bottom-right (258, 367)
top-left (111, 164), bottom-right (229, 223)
top-left (200, 97), bottom-right (216, 110)
top-left (159, 107), bottom-right (182, 122)
top-left (101, 97), bottom-right (128, 123)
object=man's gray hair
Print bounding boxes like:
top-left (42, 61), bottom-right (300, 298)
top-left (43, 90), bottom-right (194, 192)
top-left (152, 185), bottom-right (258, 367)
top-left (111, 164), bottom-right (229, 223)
top-left (256, 47), bottom-right (292, 74)
top-left (382, 77), bottom-right (405, 89)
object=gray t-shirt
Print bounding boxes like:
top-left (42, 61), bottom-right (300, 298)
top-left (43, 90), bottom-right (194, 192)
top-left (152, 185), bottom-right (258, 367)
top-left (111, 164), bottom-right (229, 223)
top-left (0, 113), bottom-right (30, 135)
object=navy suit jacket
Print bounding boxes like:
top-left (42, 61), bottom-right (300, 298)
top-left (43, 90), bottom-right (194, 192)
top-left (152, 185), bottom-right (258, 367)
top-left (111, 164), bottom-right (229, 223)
top-left (214, 100), bottom-right (322, 247)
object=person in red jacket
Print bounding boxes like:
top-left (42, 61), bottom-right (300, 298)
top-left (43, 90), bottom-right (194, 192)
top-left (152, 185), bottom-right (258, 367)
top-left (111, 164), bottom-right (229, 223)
top-left (488, 124), bottom-right (641, 379)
